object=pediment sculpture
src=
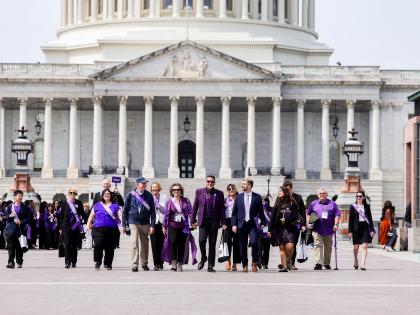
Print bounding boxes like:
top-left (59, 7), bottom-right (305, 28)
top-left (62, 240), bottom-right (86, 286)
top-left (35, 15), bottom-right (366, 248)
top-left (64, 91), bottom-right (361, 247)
top-left (163, 49), bottom-right (208, 78)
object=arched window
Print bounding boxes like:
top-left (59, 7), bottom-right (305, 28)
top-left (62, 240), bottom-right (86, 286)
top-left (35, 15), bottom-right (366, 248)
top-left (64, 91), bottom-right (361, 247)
top-left (329, 140), bottom-right (340, 173)
top-left (33, 139), bottom-right (44, 171)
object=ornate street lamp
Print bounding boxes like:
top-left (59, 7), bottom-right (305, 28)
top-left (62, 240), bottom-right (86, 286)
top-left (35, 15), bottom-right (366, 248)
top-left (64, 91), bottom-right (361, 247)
top-left (342, 128), bottom-right (364, 175)
top-left (266, 176), bottom-right (271, 198)
top-left (12, 126), bottom-right (33, 166)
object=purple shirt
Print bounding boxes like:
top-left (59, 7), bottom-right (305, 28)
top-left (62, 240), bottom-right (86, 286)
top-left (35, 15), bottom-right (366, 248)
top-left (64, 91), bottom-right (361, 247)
top-left (308, 199), bottom-right (341, 236)
top-left (93, 202), bottom-right (120, 228)
top-left (204, 189), bottom-right (216, 220)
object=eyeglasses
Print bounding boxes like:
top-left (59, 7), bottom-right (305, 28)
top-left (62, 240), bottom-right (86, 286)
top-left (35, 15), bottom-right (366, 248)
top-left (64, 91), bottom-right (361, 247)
top-left (207, 180), bottom-right (215, 184)
top-left (69, 192), bottom-right (77, 195)
top-left (228, 187), bottom-right (236, 191)
top-left (172, 188), bottom-right (181, 192)
top-left (356, 195), bottom-right (364, 198)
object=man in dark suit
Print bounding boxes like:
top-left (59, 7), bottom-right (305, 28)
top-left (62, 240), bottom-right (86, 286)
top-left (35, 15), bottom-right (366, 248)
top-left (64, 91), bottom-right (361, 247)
top-left (4, 190), bottom-right (32, 268)
top-left (232, 178), bottom-right (266, 272)
top-left (192, 175), bottom-right (226, 272)
top-left (92, 178), bottom-right (124, 207)
top-left (283, 179), bottom-right (306, 270)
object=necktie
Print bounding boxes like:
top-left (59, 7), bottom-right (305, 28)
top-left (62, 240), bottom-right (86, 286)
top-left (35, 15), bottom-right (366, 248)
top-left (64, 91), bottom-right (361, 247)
top-left (245, 194), bottom-right (251, 221)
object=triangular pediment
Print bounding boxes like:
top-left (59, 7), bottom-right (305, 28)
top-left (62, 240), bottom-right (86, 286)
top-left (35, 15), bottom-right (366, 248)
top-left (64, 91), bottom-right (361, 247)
top-left (90, 41), bottom-right (275, 81)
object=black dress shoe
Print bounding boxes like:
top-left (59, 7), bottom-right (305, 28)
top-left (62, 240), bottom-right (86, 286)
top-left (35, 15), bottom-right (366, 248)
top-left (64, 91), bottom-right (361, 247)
top-left (256, 262), bottom-right (262, 269)
top-left (314, 264), bottom-right (322, 270)
top-left (263, 264), bottom-right (268, 270)
top-left (207, 267), bottom-right (216, 273)
top-left (142, 265), bottom-right (150, 271)
top-left (278, 264), bottom-right (284, 270)
top-left (132, 266), bottom-right (139, 272)
top-left (6, 263), bottom-right (15, 269)
top-left (71, 263), bottom-right (76, 268)
top-left (198, 259), bottom-right (207, 270)
top-left (95, 263), bottom-right (101, 270)
top-left (107, 266), bottom-right (112, 270)
top-left (154, 266), bottom-right (160, 271)
top-left (65, 264), bottom-right (70, 269)
top-left (361, 267), bottom-right (366, 271)
top-left (17, 264), bottom-right (22, 269)
top-left (324, 265), bottom-right (331, 270)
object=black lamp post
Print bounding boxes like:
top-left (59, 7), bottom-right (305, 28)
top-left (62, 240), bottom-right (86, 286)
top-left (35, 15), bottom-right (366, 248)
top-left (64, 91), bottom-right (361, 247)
top-left (183, 116), bottom-right (191, 135)
top-left (12, 127), bottom-right (33, 166)
top-left (266, 176), bottom-right (271, 198)
top-left (342, 128), bottom-right (364, 175)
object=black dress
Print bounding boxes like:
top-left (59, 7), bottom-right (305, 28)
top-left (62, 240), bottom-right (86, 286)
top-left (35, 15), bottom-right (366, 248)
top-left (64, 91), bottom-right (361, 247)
top-left (269, 199), bottom-right (299, 246)
top-left (349, 203), bottom-right (374, 245)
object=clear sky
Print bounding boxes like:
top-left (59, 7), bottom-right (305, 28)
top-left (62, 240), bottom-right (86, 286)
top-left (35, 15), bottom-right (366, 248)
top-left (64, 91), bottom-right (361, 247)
top-left (0, 0), bottom-right (419, 69)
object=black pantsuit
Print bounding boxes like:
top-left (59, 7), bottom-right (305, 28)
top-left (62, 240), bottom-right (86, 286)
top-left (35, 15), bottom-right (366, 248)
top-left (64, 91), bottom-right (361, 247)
top-left (62, 229), bottom-right (81, 266)
top-left (92, 227), bottom-right (118, 267)
top-left (151, 222), bottom-right (165, 267)
top-left (169, 226), bottom-right (186, 262)
top-left (198, 218), bottom-right (218, 267)
top-left (224, 218), bottom-right (241, 264)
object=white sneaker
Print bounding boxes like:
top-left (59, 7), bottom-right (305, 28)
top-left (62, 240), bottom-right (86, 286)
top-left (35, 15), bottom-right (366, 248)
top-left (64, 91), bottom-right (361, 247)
top-left (385, 246), bottom-right (395, 252)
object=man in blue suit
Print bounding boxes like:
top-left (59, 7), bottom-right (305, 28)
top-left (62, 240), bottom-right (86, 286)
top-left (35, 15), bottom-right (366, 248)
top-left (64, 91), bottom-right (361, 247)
top-left (232, 178), bottom-right (266, 272)
top-left (192, 175), bottom-right (226, 272)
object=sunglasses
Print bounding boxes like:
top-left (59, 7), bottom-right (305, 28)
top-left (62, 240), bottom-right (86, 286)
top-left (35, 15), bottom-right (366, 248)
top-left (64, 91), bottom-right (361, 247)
top-left (207, 180), bottom-right (215, 183)
top-left (356, 195), bottom-right (364, 198)
top-left (319, 192), bottom-right (326, 195)
top-left (172, 188), bottom-right (181, 192)
top-left (228, 187), bottom-right (236, 191)
top-left (69, 192), bottom-right (77, 195)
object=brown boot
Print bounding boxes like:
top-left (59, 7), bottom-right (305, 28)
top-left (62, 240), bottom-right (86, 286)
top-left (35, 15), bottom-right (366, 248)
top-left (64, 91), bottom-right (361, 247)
top-left (242, 266), bottom-right (248, 273)
top-left (225, 259), bottom-right (231, 271)
top-left (252, 263), bottom-right (258, 272)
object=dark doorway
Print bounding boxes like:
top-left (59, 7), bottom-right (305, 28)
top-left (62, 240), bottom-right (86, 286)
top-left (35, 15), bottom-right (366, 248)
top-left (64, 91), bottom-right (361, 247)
top-left (178, 140), bottom-right (196, 178)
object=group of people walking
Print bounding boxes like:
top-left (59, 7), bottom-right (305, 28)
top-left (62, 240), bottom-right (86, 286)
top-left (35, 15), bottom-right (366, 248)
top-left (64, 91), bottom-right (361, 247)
top-left (1, 176), bottom-right (398, 272)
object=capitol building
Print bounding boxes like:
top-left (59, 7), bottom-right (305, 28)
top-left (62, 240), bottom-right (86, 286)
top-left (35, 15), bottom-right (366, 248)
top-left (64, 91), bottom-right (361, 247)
top-left (0, 0), bottom-right (419, 218)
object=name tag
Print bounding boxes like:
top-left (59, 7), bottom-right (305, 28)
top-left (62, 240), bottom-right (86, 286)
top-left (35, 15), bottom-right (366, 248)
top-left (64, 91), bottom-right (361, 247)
top-left (321, 211), bottom-right (328, 219)
top-left (263, 226), bottom-right (268, 233)
top-left (175, 214), bottom-right (183, 222)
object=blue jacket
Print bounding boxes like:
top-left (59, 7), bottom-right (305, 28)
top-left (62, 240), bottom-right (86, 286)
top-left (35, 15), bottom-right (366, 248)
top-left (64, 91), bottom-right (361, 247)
top-left (123, 190), bottom-right (156, 227)
top-left (4, 203), bottom-right (32, 240)
top-left (232, 192), bottom-right (266, 229)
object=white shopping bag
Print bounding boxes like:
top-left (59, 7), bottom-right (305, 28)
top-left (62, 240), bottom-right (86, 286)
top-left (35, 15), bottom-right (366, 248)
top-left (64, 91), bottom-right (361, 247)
top-left (19, 235), bottom-right (28, 253)
top-left (296, 233), bottom-right (308, 263)
top-left (218, 232), bottom-right (229, 263)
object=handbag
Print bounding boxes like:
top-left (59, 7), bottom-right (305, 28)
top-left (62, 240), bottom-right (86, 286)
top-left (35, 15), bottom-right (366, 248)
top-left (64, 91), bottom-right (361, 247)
top-left (217, 232), bottom-right (229, 263)
top-left (19, 235), bottom-right (28, 253)
top-left (296, 232), bottom-right (308, 263)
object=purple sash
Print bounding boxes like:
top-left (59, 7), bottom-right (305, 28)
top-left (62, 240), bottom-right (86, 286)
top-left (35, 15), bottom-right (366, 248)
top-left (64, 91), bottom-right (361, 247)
top-left (131, 191), bottom-right (150, 212)
top-left (100, 202), bottom-right (117, 221)
top-left (68, 200), bottom-right (83, 233)
top-left (12, 204), bottom-right (31, 239)
top-left (352, 203), bottom-right (375, 234)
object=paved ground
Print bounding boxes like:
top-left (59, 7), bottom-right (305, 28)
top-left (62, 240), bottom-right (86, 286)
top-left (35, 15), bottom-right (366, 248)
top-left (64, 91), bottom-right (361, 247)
top-left (1, 234), bottom-right (420, 315)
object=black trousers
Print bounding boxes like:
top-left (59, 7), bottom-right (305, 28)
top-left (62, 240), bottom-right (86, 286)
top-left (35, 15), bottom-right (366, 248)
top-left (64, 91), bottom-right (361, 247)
top-left (92, 227), bottom-right (118, 267)
top-left (224, 218), bottom-right (241, 264)
top-left (62, 229), bottom-right (81, 266)
top-left (291, 228), bottom-right (300, 265)
top-left (238, 221), bottom-right (258, 267)
top-left (151, 223), bottom-right (165, 267)
top-left (38, 226), bottom-right (47, 249)
top-left (6, 235), bottom-right (23, 265)
top-left (257, 236), bottom-right (271, 266)
top-left (169, 226), bottom-right (186, 262)
top-left (198, 218), bottom-right (218, 267)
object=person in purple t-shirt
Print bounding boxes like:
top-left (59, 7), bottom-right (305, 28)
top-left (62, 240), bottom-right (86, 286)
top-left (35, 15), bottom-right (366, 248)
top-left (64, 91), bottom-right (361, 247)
top-left (307, 188), bottom-right (341, 270)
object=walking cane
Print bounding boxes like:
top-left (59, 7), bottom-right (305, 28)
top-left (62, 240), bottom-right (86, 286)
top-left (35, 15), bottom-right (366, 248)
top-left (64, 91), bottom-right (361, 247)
top-left (334, 231), bottom-right (339, 270)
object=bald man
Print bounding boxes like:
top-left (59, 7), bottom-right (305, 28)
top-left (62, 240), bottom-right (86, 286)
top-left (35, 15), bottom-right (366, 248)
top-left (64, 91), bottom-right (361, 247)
top-left (92, 178), bottom-right (124, 207)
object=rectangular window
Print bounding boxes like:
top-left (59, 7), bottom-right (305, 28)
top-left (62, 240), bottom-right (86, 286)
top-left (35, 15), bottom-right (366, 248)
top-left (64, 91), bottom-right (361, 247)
top-left (273, 0), bottom-right (277, 17)
top-left (144, 0), bottom-right (150, 9)
top-left (285, 0), bottom-right (289, 19)
top-left (203, 0), bottom-right (212, 9)
top-left (162, 0), bottom-right (171, 9)
top-left (227, 0), bottom-right (233, 11)
top-left (99, 0), bottom-right (104, 14)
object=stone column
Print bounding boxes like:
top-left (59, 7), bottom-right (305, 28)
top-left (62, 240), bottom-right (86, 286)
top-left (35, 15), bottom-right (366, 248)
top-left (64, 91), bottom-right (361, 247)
top-left (320, 99), bottom-right (332, 180)
top-left (118, 96), bottom-right (128, 175)
top-left (108, 0), bottom-right (115, 19)
top-left (261, 0), bottom-right (268, 21)
top-left (150, 0), bottom-right (157, 17)
top-left (68, 0), bottom-right (74, 26)
top-left (346, 99), bottom-right (356, 139)
top-left (117, 0), bottom-right (124, 18)
top-left (295, 99), bottom-right (306, 179)
top-left (302, 0), bottom-right (308, 27)
top-left (271, 97), bottom-right (282, 175)
top-left (67, 98), bottom-right (79, 178)
top-left (41, 98), bottom-right (53, 178)
top-left (91, 0), bottom-right (97, 21)
top-left (18, 97), bottom-right (27, 129)
top-left (308, 0), bottom-right (315, 30)
top-left (219, 0), bottom-right (227, 18)
top-left (196, 0), bottom-right (204, 17)
top-left (142, 96), bottom-right (156, 178)
top-left (61, 0), bottom-right (68, 27)
top-left (134, 0), bottom-right (141, 18)
top-left (0, 98), bottom-right (5, 177)
top-left (369, 100), bottom-right (382, 180)
top-left (127, 0), bottom-right (134, 18)
top-left (290, 0), bottom-right (299, 25)
top-left (77, 0), bottom-right (84, 23)
top-left (246, 97), bottom-right (257, 176)
top-left (103, 0), bottom-right (109, 19)
top-left (194, 97), bottom-right (206, 178)
top-left (168, 97), bottom-right (180, 178)
top-left (92, 96), bottom-right (103, 173)
top-left (219, 97), bottom-right (232, 179)
top-left (277, 0), bottom-right (285, 23)
top-left (172, 0), bottom-right (180, 17)
top-left (241, 0), bottom-right (248, 19)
